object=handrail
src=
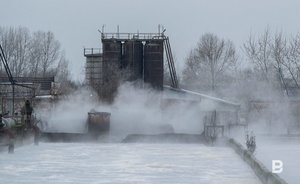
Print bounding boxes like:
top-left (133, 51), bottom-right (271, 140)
top-left (84, 48), bottom-right (102, 56)
top-left (101, 33), bottom-right (165, 40)
top-left (164, 36), bottom-right (179, 88)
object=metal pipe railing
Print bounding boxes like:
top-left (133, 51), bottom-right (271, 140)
top-left (101, 33), bottom-right (165, 40)
top-left (84, 48), bottom-right (102, 56)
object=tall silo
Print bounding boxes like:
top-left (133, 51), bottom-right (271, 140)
top-left (144, 40), bottom-right (164, 89)
top-left (102, 40), bottom-right (122, 102)
top-left (123, 40), bottom-right (143, 80)
top-left (102, 39), bottom-right (122, 65)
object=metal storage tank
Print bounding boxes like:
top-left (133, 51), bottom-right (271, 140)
top-left (102, 39), bottom-right (122, 65)
top-left (123, 40), bottom-right (143, 80)
top-left (102, 40), bottom-right (122, 102)
top-left (87, 111), bottom-right (111, 135)
top-left (144, 40), bottom-right (164, 89)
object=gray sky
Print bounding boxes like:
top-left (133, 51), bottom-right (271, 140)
top-left (1, 0), bottom-right (300, 81)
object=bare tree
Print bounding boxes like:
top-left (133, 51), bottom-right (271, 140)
top-left (243, 28), bottom-right (273, 81)
top-left (271, 32), bottom-right (290, 95)
top-left (244, 29), bottom-right (300, 96)
top-left (40, 31), bottom-right (60, 77)
top-left (0, 26), bottom-right (31, 77)
top-left (0, 27), bottom-right (63, 78)
top-left (0, 26), bottom-right (70, 91)
top-left (27, 33), bottom-right (42, 77)
top-left (183, 33), bottom-right (237, 91)
top-left (55, 52), bottom-right (69, 81)
top-left (27, 31), bottom-right (60, 77)
top-left (283, 34), bottom-right (300, 88)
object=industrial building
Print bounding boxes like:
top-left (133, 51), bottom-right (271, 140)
top-left (83, 29), bottom-right (244, 140)
top-left (0, 76), bottom-right (56, 115)
top-left (84, 31), bottom-right (178, 102)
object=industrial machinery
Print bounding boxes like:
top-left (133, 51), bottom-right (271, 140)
top-left (0, 112), bottom-right (40, 153)
top-left (0, 114), bottom-right (15, 153)
top-left (0, 44), bottom-right (40, 153)
top-left (87, 111), bottom-right (110, 136)
top-left (41, 111), bottom-right (111, 142)
top-left (84, 29), bottom-right (178, 102)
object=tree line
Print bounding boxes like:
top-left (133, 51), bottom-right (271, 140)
top-left (0, 26), bottom-right (69, 82)
top-left (182, 28), bottom-right (300, 98)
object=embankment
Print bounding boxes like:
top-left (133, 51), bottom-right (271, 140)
top-left (228, 138), bottom-right (287, 184)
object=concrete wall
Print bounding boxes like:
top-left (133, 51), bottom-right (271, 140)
top-left (228, 139), bottom-right (287, 184)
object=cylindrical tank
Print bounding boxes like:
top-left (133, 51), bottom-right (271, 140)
top-left (87, 112), bottom-right (110, 135)
top-left (123, 41), bottom-right (143, 80)
top-left (102, 40), bottom-right (122, 65)
top-left (102, 40), bottom-right (122, 101)
top-left (144, 40), bottom-right (164, 89)
top-left (102, 40), bottom-right (122, 81)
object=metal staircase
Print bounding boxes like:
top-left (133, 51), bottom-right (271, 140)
top-left (164, 36), bottom-right (178, 88)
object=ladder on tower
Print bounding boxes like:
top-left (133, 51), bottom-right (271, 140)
top-left (164, 36), bottom-right (179, 88)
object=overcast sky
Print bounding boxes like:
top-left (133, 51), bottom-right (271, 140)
top-left (1, 0), bottom-right (300, 81)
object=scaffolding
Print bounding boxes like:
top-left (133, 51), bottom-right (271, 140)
top-left (84, 48), bottom-right (103, 95)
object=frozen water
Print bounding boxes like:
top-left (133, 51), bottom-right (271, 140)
top-left (0, 143), bottom-right (260, 184)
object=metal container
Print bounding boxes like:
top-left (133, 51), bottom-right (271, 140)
top-left (102, 40), bottom-right (122, 64)
top-left (102, 40), bottom-right (122, 101)
top-left (123, 41), bottom-right (143, 80)
top-left (87, 112), bottom-right (110, 135)
top-left (144, 40), bottom-right (164, 89)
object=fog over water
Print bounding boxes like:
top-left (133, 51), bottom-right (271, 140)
top-left (36, 83), bottom-right (207, 140)
top-left (0, 143), bottom-right (261, 184)
top-left (254, 136), bottom-right (300, 184)
top-left (1, 1), bottom-right (300, 184)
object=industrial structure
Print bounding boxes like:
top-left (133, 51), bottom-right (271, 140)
top-left (84, 30), bottom-right (178, 101)
top-left (84, 28), bottom-right (244, 139)
top-left (0, 44), bottom-right (46, 153)
top-left (0, 76), bottom-right (55, 114)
